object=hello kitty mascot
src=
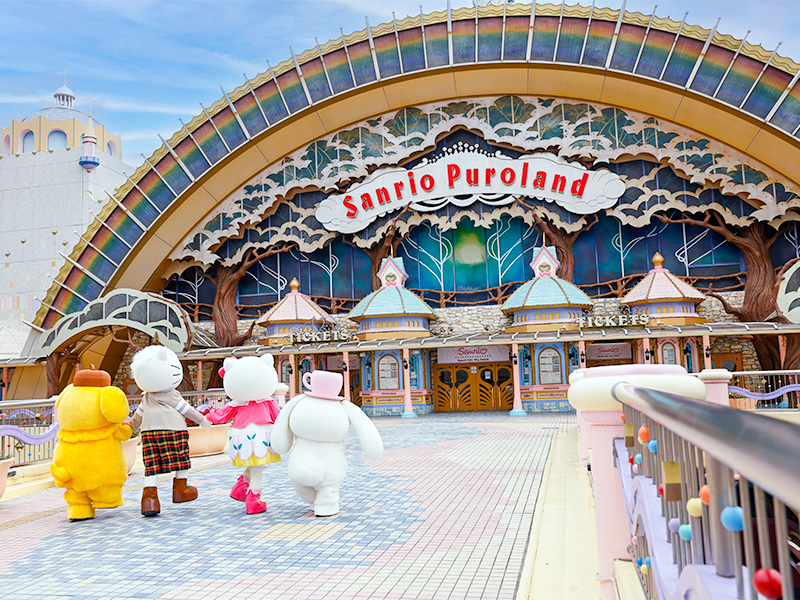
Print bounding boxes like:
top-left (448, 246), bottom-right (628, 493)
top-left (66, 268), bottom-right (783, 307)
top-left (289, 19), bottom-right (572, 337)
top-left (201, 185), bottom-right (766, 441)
top-left (129, 346), bottom-right (211, 517)
top-left (271, 370), bottom-right (383, 517)
top-left (205, 354), bottom-right (281, 514)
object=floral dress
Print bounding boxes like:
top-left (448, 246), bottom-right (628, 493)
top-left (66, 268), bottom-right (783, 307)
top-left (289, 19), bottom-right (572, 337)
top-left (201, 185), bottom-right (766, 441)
top-left (206, 400), bottom-right (281, 467)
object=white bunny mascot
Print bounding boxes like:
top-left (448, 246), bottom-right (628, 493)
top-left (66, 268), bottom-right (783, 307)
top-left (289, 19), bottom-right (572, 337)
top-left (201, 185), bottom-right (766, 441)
top-left (271, 370), bottom-right (383, 517)
top-left (206, 354), bottom-right (281, 514)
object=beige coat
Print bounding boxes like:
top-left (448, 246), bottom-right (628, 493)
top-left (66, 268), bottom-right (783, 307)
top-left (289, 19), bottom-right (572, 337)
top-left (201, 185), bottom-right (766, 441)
top-left (129, 390), bottom-right (205, 432)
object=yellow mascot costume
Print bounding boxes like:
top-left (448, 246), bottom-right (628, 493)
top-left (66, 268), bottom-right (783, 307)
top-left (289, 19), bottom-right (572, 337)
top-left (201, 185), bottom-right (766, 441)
top-left (50, 368), bottom-right (132, 521)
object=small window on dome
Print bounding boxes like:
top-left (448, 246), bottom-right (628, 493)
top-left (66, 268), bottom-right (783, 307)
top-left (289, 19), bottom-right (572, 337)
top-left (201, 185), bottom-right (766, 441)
top-left (47, 130), bottom-right (67, 150)
top-left (22, 130), bottom-right (35, 153)
top-left (107, 141), bottom-right (117, 158)
top-left (2, 135), bottom-right (9, 155)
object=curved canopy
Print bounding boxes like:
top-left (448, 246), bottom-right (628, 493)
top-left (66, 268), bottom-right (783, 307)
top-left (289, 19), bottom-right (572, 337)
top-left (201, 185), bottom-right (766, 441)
top-left (35, 1), bottom-right (800, 334)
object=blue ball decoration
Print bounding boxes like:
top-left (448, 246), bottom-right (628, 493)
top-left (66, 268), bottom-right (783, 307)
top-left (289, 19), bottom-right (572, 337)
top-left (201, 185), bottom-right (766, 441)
top-left (635, 453), bottom-right (643, 464)
top-left (668, 518), bottom-right (680, 533)
top-left (679, 524), bottom-right (692, 541)
top-left (636, 557), bottom-right (643, 567)
top-left (720, 506), bottom-right (744, 532)
top-left (644, 556), bottom-right (651, 568)
top-left (648, 440), bottom-right (658, 453)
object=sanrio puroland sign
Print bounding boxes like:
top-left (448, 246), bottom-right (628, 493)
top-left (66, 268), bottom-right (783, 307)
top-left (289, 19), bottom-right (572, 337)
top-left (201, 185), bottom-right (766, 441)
top-left (315, 151), bottom-right (626, 234)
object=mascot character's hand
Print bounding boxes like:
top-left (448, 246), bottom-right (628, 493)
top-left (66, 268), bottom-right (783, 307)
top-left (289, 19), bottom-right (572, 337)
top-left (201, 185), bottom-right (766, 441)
top-left (114, 423), bottom-right (133, 441)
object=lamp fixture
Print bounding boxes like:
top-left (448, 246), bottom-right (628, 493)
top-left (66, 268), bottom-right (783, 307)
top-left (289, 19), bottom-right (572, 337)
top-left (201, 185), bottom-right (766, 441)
top-left (512, 354), bottom-right (518, 365)
top-left (644, 349), bottom-right (652, 362)
top-left (402, 359), bottom-right (409, 369)
top-left (705, 346), bottom-right (712, 358)
top-left (580, 351), bottom-right (586, 363)
top-left (287, 364), bottom-right (294, 375)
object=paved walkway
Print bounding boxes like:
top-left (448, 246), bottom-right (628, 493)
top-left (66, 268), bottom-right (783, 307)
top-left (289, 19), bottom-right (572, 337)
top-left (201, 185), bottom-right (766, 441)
top-left (0, 411), bottom-right (575, 600)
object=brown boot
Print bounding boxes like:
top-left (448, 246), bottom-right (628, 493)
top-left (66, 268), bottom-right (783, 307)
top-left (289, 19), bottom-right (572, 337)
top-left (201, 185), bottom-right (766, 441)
top-left (141, 487), bottom-right (160, 517)
top-left (172, 478), bottom-right (198, 503)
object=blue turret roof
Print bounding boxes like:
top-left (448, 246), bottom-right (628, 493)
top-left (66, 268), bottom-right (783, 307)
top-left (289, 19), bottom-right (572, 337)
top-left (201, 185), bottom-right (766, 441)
top-left (348, 287), bottom-right (437, 320)
top-left (502, 277), bottom-right (593, 313)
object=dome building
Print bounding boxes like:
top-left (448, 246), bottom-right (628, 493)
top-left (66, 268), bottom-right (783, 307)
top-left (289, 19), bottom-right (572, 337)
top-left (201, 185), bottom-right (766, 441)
top-left (255, 278), bottom-right (335, 345)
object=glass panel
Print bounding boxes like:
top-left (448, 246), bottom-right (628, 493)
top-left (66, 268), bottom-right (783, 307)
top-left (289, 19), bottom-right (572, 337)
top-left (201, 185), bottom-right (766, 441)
top-left (662, 343), bottom-right (676, 364)
top-left (439, 369), bottom-right (452, 385)
top-left (497, 368), bottom-right (511, 384)
top-left (455, 369), bottom-right (469, 385)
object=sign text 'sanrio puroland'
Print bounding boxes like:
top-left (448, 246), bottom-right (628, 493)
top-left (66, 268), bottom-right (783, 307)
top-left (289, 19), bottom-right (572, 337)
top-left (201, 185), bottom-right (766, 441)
top-left (316, 150), bottom-right (626, 234)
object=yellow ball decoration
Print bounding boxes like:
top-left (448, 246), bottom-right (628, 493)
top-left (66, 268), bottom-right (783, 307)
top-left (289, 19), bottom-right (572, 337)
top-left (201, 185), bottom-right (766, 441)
top-left (641, 564), bottom-right (649, 576)
top-left (687, 497), bottom-right (704, 518)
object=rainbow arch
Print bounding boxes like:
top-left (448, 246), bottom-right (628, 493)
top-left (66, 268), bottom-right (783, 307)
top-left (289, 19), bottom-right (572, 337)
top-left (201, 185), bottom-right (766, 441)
top-left (34, 1), bottom-right (800, 332)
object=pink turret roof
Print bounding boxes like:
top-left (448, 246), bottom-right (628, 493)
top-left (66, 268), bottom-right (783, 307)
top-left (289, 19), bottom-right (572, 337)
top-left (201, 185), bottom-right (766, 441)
top-left (621, 253), bottom-right (706, 306)
top-left (255, 278), bottom-right (334, 325)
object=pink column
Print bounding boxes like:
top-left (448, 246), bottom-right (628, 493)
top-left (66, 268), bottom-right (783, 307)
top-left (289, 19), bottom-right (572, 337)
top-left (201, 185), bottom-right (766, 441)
top-left (578, 340), bottom-right (586, 368)
top-left (698, 369), bottom-right (733, 406)
top-left (702, 334), bottom-right (713, 369)
top-left (401, 348), bottom-right (417, 418)
top-left (510, 343), bottom-right (524, 416)
top-left (289, 354), bottom-right (297, 398)
top-left (343, 351), bottom-right (351, 402)
top-left (196, 360), bottom-right (203, 391)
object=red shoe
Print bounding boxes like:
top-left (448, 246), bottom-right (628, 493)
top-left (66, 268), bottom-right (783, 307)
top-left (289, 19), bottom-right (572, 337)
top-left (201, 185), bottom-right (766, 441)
top-left (230, 475), bottom-right (249, 502)
top-left (245, 489), bottom-right (266, 514)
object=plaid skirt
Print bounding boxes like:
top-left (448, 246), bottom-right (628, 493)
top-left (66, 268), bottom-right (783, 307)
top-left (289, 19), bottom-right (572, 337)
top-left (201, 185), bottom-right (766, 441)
top-left (142, 430), bottom-right (191, 476)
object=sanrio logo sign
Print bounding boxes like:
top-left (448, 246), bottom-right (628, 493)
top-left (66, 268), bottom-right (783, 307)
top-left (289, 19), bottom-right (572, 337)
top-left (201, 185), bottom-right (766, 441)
top-left (316, 151), bottom-right (626, 234)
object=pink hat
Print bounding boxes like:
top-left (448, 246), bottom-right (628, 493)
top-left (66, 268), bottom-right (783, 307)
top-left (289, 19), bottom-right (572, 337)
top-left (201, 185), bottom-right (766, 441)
top-left (303, 370), bottom-right (345, 401)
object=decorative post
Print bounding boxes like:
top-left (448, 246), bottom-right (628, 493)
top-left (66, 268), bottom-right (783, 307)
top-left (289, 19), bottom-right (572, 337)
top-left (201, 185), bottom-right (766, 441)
top-left (578, 340), bottom-right (586, 367)
top-left (698, 369), bottom-right (733, 407)
top-left (568, 364), bottom-right (707, 600)
top-left (196, 360), bottom-right (203, 391)
top-left (510, 342), bottom-right (525, 416)
top-left (343, 351), bottom-right (351, 402)
top-left (289, 354), bottom-right (297, 398)
top-left (401, 348), bottom-right (417, 418)
top-left (702, 334), bottom-right (713, 369)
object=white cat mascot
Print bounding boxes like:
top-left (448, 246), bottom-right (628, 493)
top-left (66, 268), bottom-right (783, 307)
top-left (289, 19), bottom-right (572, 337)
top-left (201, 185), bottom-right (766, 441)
top-left (129, 346), bottom-right (211, 517)
top-left (271, 370), bottom-right (383, 517)
top-left (206, 354), bottom-right (281, 514)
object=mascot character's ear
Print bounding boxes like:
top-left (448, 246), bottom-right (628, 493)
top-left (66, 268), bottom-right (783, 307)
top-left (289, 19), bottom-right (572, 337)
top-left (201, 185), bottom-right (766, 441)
top-left (100, 386), bottom-right (130, 423)
top-left (221, 356), bottom-right (239, 379)
top-left (259, 354), bottom-right (275, 368)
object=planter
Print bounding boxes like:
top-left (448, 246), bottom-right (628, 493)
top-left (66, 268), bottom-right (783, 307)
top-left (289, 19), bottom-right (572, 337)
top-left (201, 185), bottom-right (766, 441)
top-left (122, 437), bottom-right (140, 475)
top-left (187, 424), bottom-right (230, 457)
top-left (0, 457), bottom-right (14, 501)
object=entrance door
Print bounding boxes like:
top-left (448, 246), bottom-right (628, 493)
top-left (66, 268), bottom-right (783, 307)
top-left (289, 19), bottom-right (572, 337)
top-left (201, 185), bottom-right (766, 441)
top-left (711, 353), bottom-right (743, 372)
top-left (434, 362), bottom-right (513, 411)
top-left (477, 364), bottom-right (514, 410)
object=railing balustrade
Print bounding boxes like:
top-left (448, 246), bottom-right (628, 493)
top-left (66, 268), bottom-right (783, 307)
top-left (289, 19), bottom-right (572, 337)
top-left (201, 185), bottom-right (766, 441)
top-left (0, 398), bottom-right (59, 465)
top-left (729, 370), bottom-right (800, 410)
top-left (612, 382), bottom-right (800, 599)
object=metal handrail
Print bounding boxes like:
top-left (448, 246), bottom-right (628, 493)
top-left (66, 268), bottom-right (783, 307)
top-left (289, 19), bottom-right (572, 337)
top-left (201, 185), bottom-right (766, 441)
top-left (730, 370), bottom-right (800, 376)
top-left (612, 383), bottom-right (800, 506)
top-left (0, 398), bottom-right (56, 410)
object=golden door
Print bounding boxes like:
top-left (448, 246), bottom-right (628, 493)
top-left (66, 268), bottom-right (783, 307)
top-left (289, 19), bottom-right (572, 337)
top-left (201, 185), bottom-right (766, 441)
top-left (476, 363), bottom-right (514, 410)
top-left (433, 365), bottom-right (475, 411)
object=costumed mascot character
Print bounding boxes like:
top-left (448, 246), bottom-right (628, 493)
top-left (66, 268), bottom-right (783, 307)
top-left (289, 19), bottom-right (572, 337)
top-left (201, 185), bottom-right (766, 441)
top-left (50, 368), bottom-right (132, 521)
top-left (271, 370), bottom-right (384, 517)
top-left (129, 345), bottom-right (211, 517)
top-left (206, 354), bottom-right (281, 514)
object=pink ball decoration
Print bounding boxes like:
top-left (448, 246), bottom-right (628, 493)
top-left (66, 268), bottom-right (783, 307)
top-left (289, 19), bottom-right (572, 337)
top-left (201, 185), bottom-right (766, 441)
top-left (631, 536), bottom-right (638, 545)
top-left (753, 568), bottom-right (782, 599)
top-left (632, 464), bottom-right (639, 474)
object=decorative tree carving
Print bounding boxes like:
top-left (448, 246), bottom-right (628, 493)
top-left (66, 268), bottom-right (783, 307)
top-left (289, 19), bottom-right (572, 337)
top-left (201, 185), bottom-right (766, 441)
top-left (655, 211), bottom-right (790, 370)
top-left (347, 206), bottom-right (413, 290)
top-left (775, 258), bottom-right (800, 370)
top-left (516, 198), bottom-right (598, 282)
top-left (45, 344), bottom-right (77, 397)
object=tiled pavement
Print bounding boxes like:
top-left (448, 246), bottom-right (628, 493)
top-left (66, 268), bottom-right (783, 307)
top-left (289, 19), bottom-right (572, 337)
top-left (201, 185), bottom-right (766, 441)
top-left (0, 411), bottom-right (575, 600)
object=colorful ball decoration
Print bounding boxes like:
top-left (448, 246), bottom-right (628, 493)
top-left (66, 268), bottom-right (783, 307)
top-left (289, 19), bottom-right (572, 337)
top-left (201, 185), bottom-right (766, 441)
top-left (631, 536), bottom-right (638, 545)
top-left (620, 413), bottom-right (625, 422)
top-left (657, 483), bottom-right (664, 496)
top-left (629, 456), bottom-right (635, 465)
top-left (679, 524), bottom-right (692, 541)
top-left (686, 498), bottom-right (703, 518)
top-left (634, 453), bottom-right (643, 464)
top-left (699, 484), bottom-right (710, 506)
top-left (636, 558), bottom-right (643, 567)
top-left (668, 518), bottom-right (680, 534)
top-left (753, 568), bottom-right (782, 599)
top-left (638, 425), bottom-right (650, 443)
top-left (720, 506), bottom-right (744, 532)
top-left (640, 564), bottom-right (649, 575)
top-left (644, 556), bottom-right (651, 567)
top-left (632, 464), bottom-right (639, 474)
top-left (647, 440), bottom-right (658, 453)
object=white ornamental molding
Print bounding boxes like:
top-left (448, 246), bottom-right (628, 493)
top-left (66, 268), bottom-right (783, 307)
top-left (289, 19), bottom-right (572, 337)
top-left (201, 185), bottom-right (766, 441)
top-left (315, 150), bottom-right (626, 234)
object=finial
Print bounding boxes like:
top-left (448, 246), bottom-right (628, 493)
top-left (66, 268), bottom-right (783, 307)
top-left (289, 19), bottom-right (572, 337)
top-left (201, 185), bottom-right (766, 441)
top-left (651, 252), bottom-right (665, 267)
top-left (289, 277), bottom-right (300, 292)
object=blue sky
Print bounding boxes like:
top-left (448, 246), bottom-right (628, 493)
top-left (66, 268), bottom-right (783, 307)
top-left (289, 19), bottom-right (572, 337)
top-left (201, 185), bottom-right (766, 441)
top-left (1, 0), bottom-right (798, 167)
